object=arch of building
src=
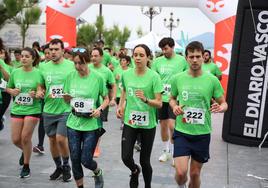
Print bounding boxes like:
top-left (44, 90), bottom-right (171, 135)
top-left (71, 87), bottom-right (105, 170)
top-left (46, 0), bottom-right (238, 92)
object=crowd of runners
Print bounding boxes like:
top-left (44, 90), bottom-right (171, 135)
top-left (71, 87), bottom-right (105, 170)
top-left (0, 37), bottom-right (227, 188)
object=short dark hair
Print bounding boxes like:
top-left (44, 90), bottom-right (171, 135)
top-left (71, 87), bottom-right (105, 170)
top-left (120, 55), bottom-right (131, 63)
top-left (158, 37), bottom-right (175, 48)
top-left (91, 47), bottom-right (103, 56)
top-left (133, 44), bottom-right (151, 57)
top-left (14, 49), bottom-right (21, 54)
top-left (49, 39), bottom-right (64, 49)
top-left (185, 41), bottom-right (204, 57)
top-left (97, 39), bottom-right (104, 45)
top-left (32, 41), bottom-right (41, 51)
top-left (204, 49), bottom-right (211, 57)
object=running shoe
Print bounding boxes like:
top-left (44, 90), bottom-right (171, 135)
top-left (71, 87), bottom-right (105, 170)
top-left (93, 169), bottom-right (104, 188)
top-left (159, 150), bottom-right (171, 162)
top-left (50, 167), bottom-right (63, 180)
top-left (62, 165), bottom-right (72, 182)
top-left (19, 153), bottom-right (24, 166)
top-left (33, 145), bottom-right (45, 154)
top-left (20, 166), bottom-right (30, 178)
top-left (129, 165), bottom-right (140, 188)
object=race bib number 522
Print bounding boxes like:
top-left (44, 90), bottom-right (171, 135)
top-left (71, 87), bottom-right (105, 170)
top-left (49, 85), bottom-right (63, 98)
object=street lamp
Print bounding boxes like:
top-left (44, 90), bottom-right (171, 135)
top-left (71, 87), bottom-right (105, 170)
top-left (141, 6), bottom-right (162, 31)
top-left (163, 12), bottom-right (180, 38)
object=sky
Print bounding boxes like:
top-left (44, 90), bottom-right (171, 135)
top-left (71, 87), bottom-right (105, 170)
top-left (40, 3), bottom-right (215, 41)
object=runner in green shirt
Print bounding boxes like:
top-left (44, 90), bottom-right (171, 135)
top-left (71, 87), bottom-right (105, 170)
top-left (37, 39), bottom-right (73, 182)
top-left (116, 44), bottom-right (162, 188)
top-left (12, 49), bottom-right (22, 68)
top-left (6, 47), bottom-right (43, 178)
top-left (63, 48), bottom-right (109, 188)
top-left (169, 41), bottom-right (228, 188)
top-left (152, 37), bottom-right (188, 165)
top-left (202, 49), bottom-right (222, 80)
top-left (89, 47), bottom-right (116, 158)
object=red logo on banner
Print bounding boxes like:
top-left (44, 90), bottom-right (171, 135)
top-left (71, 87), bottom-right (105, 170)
top-left (58, 0), bottom-right (76, 8)
top-left (206, 0), bottom-right (225, 12)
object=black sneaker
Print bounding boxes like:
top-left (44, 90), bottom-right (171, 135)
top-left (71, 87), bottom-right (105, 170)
top-left (20, 166), bottom-right (30, 178)
top-left (19, 153), bottom-right (24, 166)
top-left (50, 167), bottom-right (63, 180)
top-left (129, 165), bottom-right (140, 188)
top-left (62, 165), bottom-right (72, 182)
top-left (93, 169), bottom-right (104, 188)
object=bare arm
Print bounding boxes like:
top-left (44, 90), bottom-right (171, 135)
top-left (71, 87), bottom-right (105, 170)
top-left (210, 96), bottom-right (228, 113)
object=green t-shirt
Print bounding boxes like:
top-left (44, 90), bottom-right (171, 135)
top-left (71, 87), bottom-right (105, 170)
top-left (39, 59), bottom-right (74, 115)
top-left (202, 61), bottom-right (222, 77)
top-left (0, 59), bottom-right (11, 103)
top-left (152, 54), bottom-right (188, 102)
top-left (110, 56), bottom-right (119, 69)
top-left (122, 68), bottom-right (162, 129)
top-left (88, 63), bottom-right (115, 88)
top-left (101, 51), bottom-right (111, 67)
top-left (12, 60), bottom-right (22, 68)
top-left (64, 70), bottom-right (107, 131)
top-left (170, 71), bottom-right (224, 135)
top-left (113, 66), bottom-right (130, 98)
top-left (7, 67), bottom-right (42, 115)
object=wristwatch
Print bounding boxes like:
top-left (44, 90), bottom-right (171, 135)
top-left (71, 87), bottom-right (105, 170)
top-left (99, 108), bottom-right (103, 112)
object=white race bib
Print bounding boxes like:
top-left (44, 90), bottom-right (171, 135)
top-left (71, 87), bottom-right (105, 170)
top-left (0, 79), bottom-right (7, 90)
top-left (49, 85), bottom-right (64, 98)
top-left (71, 98), bottom-right (94, 113)
top-left (129, 111), bottom-right (149, 126)
top-left (183, 107), bottom-right (205, 125)
top-left (15, 93), bottom-right (33, 105)
top-left (163, 84), bottom-right (171, 95)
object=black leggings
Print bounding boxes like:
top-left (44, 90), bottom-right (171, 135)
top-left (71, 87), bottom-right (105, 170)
top-left (121, 125), bottom-right (156, 188)
top-left (0, 91), bottom-right (11, 119)
top-left (37, 100), bottom-right (45, 147)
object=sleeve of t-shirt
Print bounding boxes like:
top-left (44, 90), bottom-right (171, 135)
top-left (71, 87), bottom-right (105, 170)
top-left (107, 69), bottom-right (115, 84)
top-left (215, 64), bottom-right (222, 76)
top-left (212, 77), bottom-right (224, 99)
top-left (7, 71), bottom-right (15, 88)
top-left (99, 74), bottom-right (107, 97)
top-left (170, 75), bottom-right (178, 97)
top-left (182, 58), bottom-right (189, 71)
top-left (153, 73), bottom-right (163, 94)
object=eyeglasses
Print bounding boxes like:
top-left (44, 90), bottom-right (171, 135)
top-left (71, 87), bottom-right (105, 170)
top-left (72, 48), bottom-right (86, 53)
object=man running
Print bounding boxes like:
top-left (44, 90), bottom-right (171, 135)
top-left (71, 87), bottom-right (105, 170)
top-left (202, 49), bottom-right (222, 80)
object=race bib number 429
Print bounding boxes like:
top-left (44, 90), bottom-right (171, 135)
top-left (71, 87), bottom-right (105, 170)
top-left (183, 107), bottom-right (205, 125)
top-left (15, 93), bottom-right (33, 105)
top-left (129, 111), bottom-right (149, 126)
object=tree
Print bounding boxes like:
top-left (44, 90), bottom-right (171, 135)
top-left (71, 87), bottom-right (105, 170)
top-left (0, 0), bottom-right (23, 29)
top-left (103, 25), bottom-right (120, 48)
top-left (15, 1), bottom-right (41, 47)
top-left (77, 24), bottom-right (97, 46)
top-left (118, 26), bottom-right (131, 48)
top-left (95, 15), bottom-right (104, 40)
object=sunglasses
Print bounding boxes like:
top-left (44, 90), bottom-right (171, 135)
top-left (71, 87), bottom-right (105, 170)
top-left (72, 48), bottom-right (86, 53)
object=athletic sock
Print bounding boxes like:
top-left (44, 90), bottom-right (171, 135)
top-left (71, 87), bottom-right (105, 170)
top-left (53, 156), bottom-right (62, 168)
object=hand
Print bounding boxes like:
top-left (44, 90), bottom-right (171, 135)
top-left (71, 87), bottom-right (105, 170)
top-left (36, 90), bottom-right (45, 99)
top-left (63, 93), bottom-right (72, 103)
top-left (173, 105), bottom-right (185, 116)
top-left (29, 90), bottom-right (36, 98)
top-left (116, 107), bottom-right (124, 119)
top-left (115, 74), bottom-right (120, 80)
top-left (9, 88), bottom-right (20, 97)
top-left (135, 89), bottom-right (146, 102)
top-left (210, 102), bottom-right (224, 113)
top-left (91, 109), bottom-right (101, 118)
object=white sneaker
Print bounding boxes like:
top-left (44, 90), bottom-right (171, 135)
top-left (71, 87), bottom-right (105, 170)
top-left (159, 151), bottom-right (171, 162)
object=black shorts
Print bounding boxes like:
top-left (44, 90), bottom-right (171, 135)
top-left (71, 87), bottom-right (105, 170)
top-left (173, 130), bottom-right (210, 163)
top-left (157, 102), bottom-right (176, 120)
top-left (116, 97), bottom-right (120, 105)
top-left (11, 113), bottom-right (41, 120)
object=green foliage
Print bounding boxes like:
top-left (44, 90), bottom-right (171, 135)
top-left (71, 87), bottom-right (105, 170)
top-left (95, 15), bottom-right (104, 39)
top-left (103, 24), bottom-right (120, 48)
top-left (77, 24), bottom-right (97, 46)
top-left (118, 26), bottom-right (131, 48)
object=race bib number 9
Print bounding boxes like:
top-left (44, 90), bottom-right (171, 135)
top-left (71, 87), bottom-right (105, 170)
top-left (50, 85), bottom-right (63, 98)
top-left (183, 107), bottom-right (205, 125)
top-left (71, 98), bottom-right (94, 113)
top-left (129, 111), bottom-right (149, 126)
top-left (15, 93), bottom-right (33, 105)
top-left (163, 84), bottom-right (171, 95)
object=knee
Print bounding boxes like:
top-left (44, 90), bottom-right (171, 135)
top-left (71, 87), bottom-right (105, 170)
top-left (175, 168), bottom-right (187, 183)
top-left (12, 136), bottom-right (21, 146)
top-left (190, 168), bottom-right (201, 180)
top-left (21, 135), bottom-right (31, 145)
top-left (140, 158), bottom-right (150, 169)
top-left (81, 157), bottom-right (96, 170)
top-left (56, 135), bottom-right (67, 146)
